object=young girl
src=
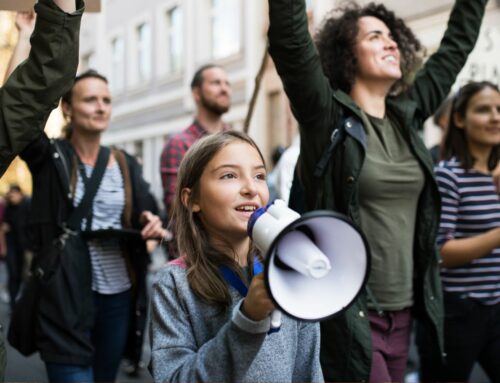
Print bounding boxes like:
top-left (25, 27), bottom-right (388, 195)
top-left (150, 131), bottom-right (323, 383)
top-left (417, 81), bottom-right (500, 382)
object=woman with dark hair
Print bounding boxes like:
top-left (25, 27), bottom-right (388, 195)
top-left (18, 69), bottom-right (166, 382)
top-left (417, 81), bottom-right (500, 382)
top-left (267, 0), bottom-right (488, 381)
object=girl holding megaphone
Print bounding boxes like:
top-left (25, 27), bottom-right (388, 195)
top-left (149, 131), bottom-right (323, 383)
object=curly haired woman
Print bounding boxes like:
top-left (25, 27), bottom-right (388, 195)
top-left (267, 0), bottom-right (489, 381)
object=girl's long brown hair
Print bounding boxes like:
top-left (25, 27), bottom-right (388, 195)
top-left (171, 131), bottom-right (266, 306)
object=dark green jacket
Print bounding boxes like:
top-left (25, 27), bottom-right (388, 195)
top-left (0, 0), bottom-right (83, 177)
top-left (268, 0), bottom-right (486, 381)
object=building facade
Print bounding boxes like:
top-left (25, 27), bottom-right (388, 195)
top-left (77, 0), bottom-right (500, 207)
top-left (79, 0), bottom-right (271, 205)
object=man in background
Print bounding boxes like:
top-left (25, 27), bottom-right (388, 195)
top-left (159, 64), bottom-right (231, 257)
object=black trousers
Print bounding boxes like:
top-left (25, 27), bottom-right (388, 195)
top-left (416, 292), bottom-right (500, 382)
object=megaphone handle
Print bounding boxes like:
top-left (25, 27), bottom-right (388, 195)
top-left (270, 310), bottom-right (282, 329)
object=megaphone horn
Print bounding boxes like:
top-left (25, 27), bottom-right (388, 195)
top-left (248, 199), bottom-right (370, 322)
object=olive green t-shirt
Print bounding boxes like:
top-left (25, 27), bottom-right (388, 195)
top-left (358, 112), bottom-right (424, 311)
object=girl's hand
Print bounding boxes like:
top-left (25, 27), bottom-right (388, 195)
top-left (241, 273), bottom-right (275, 321)
top-left (139, 211), bottom-right (168, 240)
top-left (15, 11), bottom-right (36, 39)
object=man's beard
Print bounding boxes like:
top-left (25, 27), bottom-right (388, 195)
top-left (200, 92), bottom-right (230, 116)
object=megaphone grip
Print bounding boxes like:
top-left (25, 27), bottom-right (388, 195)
top-left (270, 310), bottom-right (281, 329)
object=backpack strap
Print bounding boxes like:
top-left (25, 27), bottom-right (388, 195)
top-left (289, 113), bottom-right (351, 211)
top-left (66, 146), bottom-right (111, 231)
top-left (314, 116), bottom-right (348, 178)
top-left (290, 109), bottom-right (367, 211)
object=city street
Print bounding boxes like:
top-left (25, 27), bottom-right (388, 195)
top-left (0, 252), bottom-right (164, 382)
top-left (0, 0), bottom-right (498, 381)
top-left (1, 301), bottom-right (153, 382)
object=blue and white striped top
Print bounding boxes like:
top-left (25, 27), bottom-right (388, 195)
top-left (435, 158), bottom-right (500, 305)
top-left (74, 161), bottom-right (131, 295)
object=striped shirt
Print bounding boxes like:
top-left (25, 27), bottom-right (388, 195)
top-left (435, 158), bottom-right (500, 305)
top-left (74, 161), bottom-right (131, 294)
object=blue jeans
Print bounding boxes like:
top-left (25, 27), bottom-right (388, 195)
top-left (45, 364), bottom-right (93, 383)
top-left (46, 289), bottom-right (131, 383)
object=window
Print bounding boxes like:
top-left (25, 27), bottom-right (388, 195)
top-left (210, 0), bottom-right (241, 59)
top-left (110, 37), bottom-right (125, 92)
top-left (165, 6), bottom-right (183, 73)
top-left (137, 23), bottom-right (152, 82)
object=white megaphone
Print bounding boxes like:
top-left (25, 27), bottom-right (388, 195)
top-left (247, 199), bottom-right (370, 324)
